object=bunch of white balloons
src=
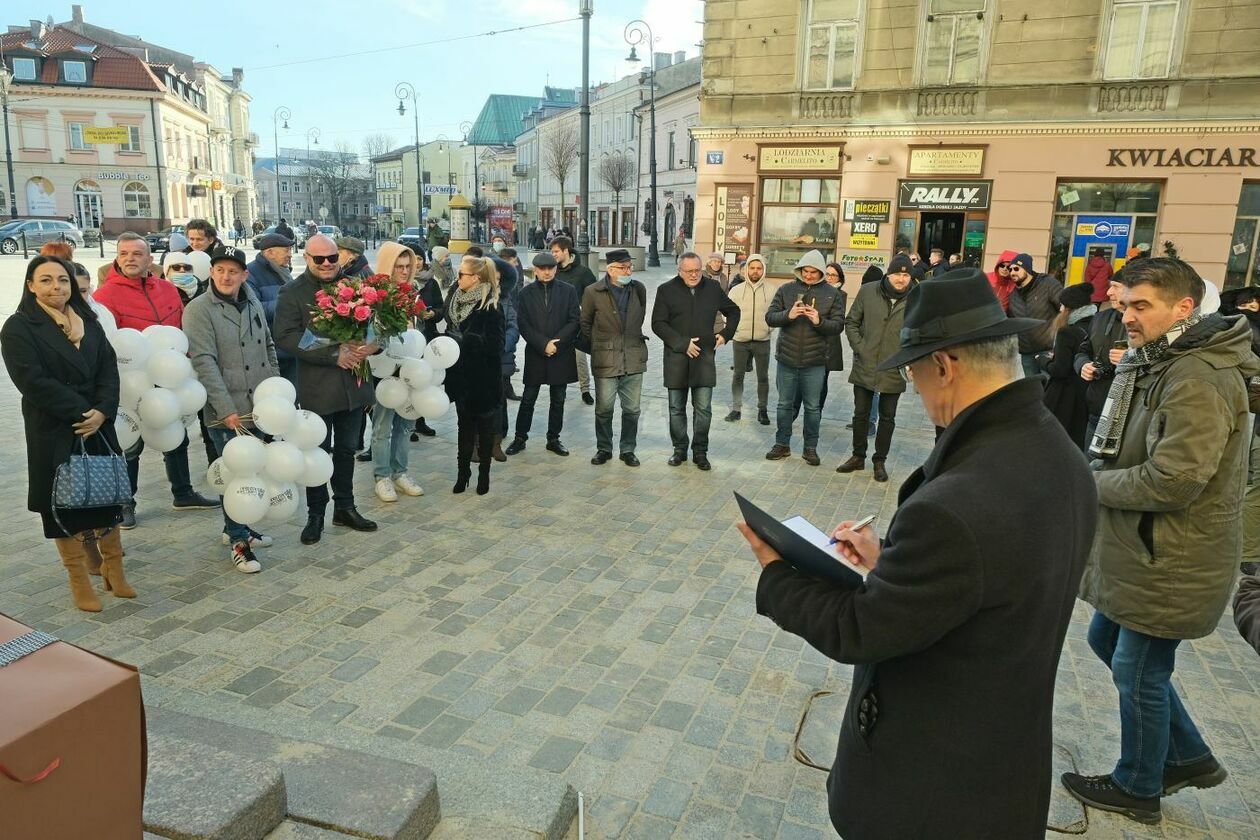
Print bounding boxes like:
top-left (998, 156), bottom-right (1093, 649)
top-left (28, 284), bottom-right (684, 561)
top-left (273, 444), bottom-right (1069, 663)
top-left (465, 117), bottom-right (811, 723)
top-left (111, 326), bottom-right (207, 453)
top-left (367, 329), bottom-right (458, 420)
top-left (206, 376), bottom-right (335, 527)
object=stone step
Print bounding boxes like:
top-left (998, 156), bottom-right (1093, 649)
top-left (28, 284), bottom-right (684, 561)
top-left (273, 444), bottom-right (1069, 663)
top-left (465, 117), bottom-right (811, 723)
top-left (143, 732), bottom-right (288, 840)
top-left (147, 707), bottom-right (440, 840)
top-left (143, 682), bottom-right (577, 840)
top-left (265, 822), bottom-right (360, 839)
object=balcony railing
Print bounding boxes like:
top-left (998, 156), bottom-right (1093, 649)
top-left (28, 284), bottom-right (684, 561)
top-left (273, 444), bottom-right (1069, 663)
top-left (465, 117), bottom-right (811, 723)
top-left (1097, 82), bottom-right (1170, 113)
top-left (799, 92), bottom-right (855, 120)
top-left (916, 89), bottom-right (979, 118)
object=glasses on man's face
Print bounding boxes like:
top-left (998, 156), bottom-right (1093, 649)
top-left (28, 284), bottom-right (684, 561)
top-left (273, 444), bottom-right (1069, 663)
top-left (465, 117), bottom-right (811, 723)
top-left (168, 264), bottom-right (192, 273)
top-left (309, 254), bottom-right (338, 265)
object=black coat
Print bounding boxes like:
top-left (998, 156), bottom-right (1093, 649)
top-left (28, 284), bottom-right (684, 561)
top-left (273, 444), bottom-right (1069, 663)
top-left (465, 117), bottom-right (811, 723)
top-left (1, 304), bottom-right (123, 538)
top-left (1041, 316), bottom-right (1092, 449)
top-left (517, 280), bottom-right (580, 387)
top-left (755, 379), bottom-right (1096, 840)
top-left (444, 303), bottom-right (504, 415)
top-left (415, 274), bottom-right (446, 342)
top-left (1072, 307), bottom-right (1127, 418)
top-left (651, 275), bottom-right (740, 388)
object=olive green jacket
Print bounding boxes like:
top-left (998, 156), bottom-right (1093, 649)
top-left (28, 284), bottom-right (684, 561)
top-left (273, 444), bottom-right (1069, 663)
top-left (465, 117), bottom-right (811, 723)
top-left (1080, 315), bottom-right (1260, 639)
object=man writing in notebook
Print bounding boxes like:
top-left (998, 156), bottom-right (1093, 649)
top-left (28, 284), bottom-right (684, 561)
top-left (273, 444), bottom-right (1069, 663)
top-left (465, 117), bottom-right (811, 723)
top-left (737, 269), bottom-right (1098, 839)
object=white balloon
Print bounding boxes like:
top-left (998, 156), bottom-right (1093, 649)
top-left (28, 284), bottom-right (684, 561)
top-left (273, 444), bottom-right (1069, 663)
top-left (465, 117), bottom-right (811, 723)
top-left (396, 396), bottom-right (423, 421)
top-left (137, 388), bottom-right (181, 428)
top-left (299, 447), bottom-right (334, 487)
top-left (223, 435), bottom-right (266, 476)
top-left (110, 328), bottom-right (152, 369)
top-left (119, 369), bottom-right (153, 411)
top-left (430, 367), bottom-right (445, 386)
top-left (375, 377), bottom-right (409, 410)
top-left (143, 324), bottom-right (189, 355)
top-left (262, 480), bottom-right (302, 522)
top-left (383, 336), bottom-right (409, 361)
top-left (174, 379), bottom-right (207, 415)
top-left (141, 420), bottom-right (187, 452)
top-left (398, 357), bottom-right (434, 390)
top-left (263, 441), bottom-right (306, 483)
top-left (367, 352), bottom-right (399, 379)
top-left (223, 476), bottom-right (269, 526)
top-left (253, 397), bottom-right (298, 437)
top-left (181, 413), bottom-right (200, 437)
top-left (423, 335), bottom-right (460, 370)
top-left (147, 349), bottom-right (194, 389)
top-left (253, 376), bottom-right (297, 405)
top-left (206, 457), bottom-right (234, 493)
top-left (414, 386), bottom-right (450, 419)
top-left (290, 410), bottom-right (328, 450)
top-left (114, 408), bottom-right (141, 449)
top-left (402, 329), bottom-right (427, 358)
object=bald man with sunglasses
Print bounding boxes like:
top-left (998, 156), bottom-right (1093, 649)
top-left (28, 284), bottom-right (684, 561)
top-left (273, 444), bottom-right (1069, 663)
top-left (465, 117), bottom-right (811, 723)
top-left (274, 234), bottom-right (379, 544)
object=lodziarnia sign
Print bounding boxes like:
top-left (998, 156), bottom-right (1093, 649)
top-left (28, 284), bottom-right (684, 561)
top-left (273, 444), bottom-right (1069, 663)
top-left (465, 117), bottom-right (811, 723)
top-left (1106, 148), bottom-right (1258, 168)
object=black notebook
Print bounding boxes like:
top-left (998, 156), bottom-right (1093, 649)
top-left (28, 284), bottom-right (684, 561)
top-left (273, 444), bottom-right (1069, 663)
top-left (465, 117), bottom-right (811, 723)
top-left (735, 492), bottom-right (866, 588)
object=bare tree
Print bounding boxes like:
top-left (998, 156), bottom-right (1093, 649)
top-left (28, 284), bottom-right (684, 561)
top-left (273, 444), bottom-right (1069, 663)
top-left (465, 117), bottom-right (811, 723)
top-left (597, 152), bottom-right (636, 244)
top-left (362, 133), bottom-right (395, 161)
top-left (543, 127), bottom-right (580, 225)
top-left (308, 142), bottom-right (369, 230)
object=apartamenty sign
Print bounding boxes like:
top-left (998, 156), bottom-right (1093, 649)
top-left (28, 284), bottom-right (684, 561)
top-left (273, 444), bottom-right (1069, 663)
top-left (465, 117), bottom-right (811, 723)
top-left (760, 145), bottom-right (842, 172)
top-left (898, 180), bottom-right (992, 211)
top-left (908, 147), bottom-right (985, 177)
top-left (1106, 147), bottom-right (1258, 167)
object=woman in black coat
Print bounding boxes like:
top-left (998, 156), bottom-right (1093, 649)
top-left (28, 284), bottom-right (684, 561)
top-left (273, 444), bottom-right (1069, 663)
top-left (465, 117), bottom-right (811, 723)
top-left (1039, 282), bottom-right (1095, 450)
top-left (1, 256), bottom-right (135, 612)
top-left (444, 256), bottom-right (504, 495)
top-left (411, 251), bottom-right (446, 440)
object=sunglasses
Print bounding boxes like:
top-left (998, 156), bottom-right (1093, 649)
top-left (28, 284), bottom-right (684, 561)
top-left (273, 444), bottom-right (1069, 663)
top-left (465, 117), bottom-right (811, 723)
top-left (167, 263), bottom-right (192, 272)
top-left (996, 263), bottom-right (1009, 270)
top-left (458, 271), bottom-right (479, 278)
top-left (309, 254), bottom-right (339, 265)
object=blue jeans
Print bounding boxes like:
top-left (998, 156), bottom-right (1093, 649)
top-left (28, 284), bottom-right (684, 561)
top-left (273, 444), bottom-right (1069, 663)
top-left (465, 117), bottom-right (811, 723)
top-left (667, 386), bottom-right (713, 456)
top-left (775, 363), bottom-right (825, 449)
top-left (1087, 611), bottom-right (1213, 798)
top-left (207, 427), bottom-right (250, 545)
top-left (594, 373), bottom-right (642, 455)
top-left (370, 404), bottom-right (411, 480)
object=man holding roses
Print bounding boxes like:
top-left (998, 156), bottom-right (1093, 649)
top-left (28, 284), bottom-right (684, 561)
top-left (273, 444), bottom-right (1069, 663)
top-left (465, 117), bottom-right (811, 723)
top-left (274, 234), bottom-right (378, 544)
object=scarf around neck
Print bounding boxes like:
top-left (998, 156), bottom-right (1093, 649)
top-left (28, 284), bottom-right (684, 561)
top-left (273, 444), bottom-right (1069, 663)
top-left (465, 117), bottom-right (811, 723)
top-left (1088, 309), bottom-right (1204, 460)
top-left (38, 300), bottom-right (85, 348)
top-left (880, 277), bottom-right (910, 302)
top-left (449, 286), bottom-right (484, 328)
top-left (1068, 304), bottom-right (1097, 326)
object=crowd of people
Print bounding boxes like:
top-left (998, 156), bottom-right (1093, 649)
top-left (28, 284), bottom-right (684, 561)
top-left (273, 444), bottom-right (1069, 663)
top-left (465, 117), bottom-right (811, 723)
top-left (8, 222), bottom-right (1260, 836)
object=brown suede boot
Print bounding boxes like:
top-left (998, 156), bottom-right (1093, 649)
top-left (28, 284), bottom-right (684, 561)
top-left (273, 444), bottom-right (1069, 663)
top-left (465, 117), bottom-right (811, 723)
top-left (54, 537), bottom-right (102, 612)
top-left (491, 434), bottom-right (507, 463)
top-left (96, 528), bottom-right (136, 598)
top-left (84, 540), bottom-right (103, 576)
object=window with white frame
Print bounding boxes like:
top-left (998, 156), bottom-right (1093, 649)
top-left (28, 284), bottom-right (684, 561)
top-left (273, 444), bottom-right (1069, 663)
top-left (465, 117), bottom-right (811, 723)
top-left (123, 182), bottom-right (151, 217)
top-left (62, 61), bottom-right (87, 83)
top-left (921, 0), bottom-right (987, 86)
top-left (119, 125), bottom-right (141, 152)
top-left (280, 180), bottom-right (289, 193)
top-left (804, 0), bottom-right (861, 90)
top-left (68, 121), bottom-right (89, 151)
top-left (13, 57), bottom-right (37, 80)
top-left (1104, 0), bottom-right (1179, 80)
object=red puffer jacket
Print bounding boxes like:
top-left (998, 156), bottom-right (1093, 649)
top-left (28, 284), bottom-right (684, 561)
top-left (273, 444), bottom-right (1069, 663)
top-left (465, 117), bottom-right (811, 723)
top-left (94, 264), bottom-right (184, 330)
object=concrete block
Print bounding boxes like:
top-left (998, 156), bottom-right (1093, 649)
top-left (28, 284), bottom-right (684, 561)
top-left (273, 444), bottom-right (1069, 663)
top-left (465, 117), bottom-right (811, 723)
top-left (144, 732), bottom-right (287, 840)
top-left (264, 823), bottom-right (359, 839)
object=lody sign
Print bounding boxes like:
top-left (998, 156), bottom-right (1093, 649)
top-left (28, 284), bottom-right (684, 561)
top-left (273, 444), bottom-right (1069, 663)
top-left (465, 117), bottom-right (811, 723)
top-left (898, 180), bottom-right (991, 211)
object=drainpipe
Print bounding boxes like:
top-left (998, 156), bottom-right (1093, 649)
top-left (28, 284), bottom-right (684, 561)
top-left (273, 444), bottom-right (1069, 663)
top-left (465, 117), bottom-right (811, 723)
top-left (150, 98), bottom-right (168, 227)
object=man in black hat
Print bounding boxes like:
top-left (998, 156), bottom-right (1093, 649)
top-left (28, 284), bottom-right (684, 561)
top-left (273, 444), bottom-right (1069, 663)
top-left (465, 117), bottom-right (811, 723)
top-left (738, 268), bottom-right (1097, 840)
top-left (506, 252), bottom-right (580, 456)
top-left (1008, 252), bottom-right (1063, 377)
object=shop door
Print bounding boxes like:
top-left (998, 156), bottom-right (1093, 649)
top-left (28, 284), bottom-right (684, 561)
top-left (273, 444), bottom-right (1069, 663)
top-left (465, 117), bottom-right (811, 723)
top-left (1069, 214), bottom-right (1132, 284)
top-left (917, 212), bottom-right (965, 259)
top-left (598, 210), bottom-right (609, 246)
top-left (74, 187), bottom-right (103, 230)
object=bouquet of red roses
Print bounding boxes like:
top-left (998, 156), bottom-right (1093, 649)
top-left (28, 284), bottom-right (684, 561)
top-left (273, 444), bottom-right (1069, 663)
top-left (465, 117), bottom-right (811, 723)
top-left (303, 274), bottom-right (428, 380)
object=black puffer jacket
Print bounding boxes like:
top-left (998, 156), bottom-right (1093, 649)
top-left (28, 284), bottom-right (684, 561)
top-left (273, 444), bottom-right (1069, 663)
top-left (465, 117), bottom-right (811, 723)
top-left (1009, 273), bottom-right (1064, 353)
top-left (764, 280), bottom-right (844, 369)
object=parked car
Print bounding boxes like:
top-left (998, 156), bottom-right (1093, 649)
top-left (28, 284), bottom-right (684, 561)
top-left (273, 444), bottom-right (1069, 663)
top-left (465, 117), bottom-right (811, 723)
top-left (145, 225), bottom-right (186, 253)
top-left (397, 226), bottom-right (425, 253)
top-left (317, 225), bottom-right (342, 240)
top-left (0, 219), bottom-right (85, 254)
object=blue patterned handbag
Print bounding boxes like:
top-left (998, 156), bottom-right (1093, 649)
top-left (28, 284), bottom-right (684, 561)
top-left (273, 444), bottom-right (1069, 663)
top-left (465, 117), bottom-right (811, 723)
top-left (51, 435), bottom-right (132, 532)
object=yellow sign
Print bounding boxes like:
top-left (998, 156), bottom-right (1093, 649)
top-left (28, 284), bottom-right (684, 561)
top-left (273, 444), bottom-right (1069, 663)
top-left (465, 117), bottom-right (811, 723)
top-left (1076, 223), bottom-right (1096, 236)
top-left (849, 233), bottom-right (879, 249)
top-left (212, 180), bottom-right (223, 190)
top-left (908, 147), bottom-right (985, 177)
top-left (82, 126), bottom-right (132, 145)
top-left (761, 146), bottom-right (842, 172)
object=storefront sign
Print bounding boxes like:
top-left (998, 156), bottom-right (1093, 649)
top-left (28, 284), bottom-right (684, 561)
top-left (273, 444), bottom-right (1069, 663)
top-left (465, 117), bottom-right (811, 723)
top-left (760, 145), bottom-right (842, 172)
top-left (851, 221), bottom-right (879, 235)
top-left (95, 171), bottom-right (150, 180)
top-left (211, 179), bottom-right (223, 190)
top-left (908, 147), bottom-right (985, 177)
top-left (898, 180), bottom-right (991, 211)
top-left (1106, 147), bottom-right (1258, 168)
top-left (838, 251), bottom-right (885, 275)
top-left (848, 233), bottom-right (879, 249)
top-left (1076, 220), bottom-right (1130, 238)
top-left (714, 183), bottom-right (754, 258)
top-left (842, 199), bottom-right (891, 223)
top-left (424, 184), bottom-right (457, 195)
top-left (82, 126), bottom-right (132, 145)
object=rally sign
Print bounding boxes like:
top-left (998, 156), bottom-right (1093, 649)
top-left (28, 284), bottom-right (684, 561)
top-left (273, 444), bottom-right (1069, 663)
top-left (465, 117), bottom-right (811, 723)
top-left (898, 180), bottom-right (992, 211)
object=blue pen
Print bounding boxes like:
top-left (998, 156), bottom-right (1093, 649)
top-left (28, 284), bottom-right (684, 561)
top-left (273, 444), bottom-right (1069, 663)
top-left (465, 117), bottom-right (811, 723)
top-left (828, 514), bottom-right (877, 546)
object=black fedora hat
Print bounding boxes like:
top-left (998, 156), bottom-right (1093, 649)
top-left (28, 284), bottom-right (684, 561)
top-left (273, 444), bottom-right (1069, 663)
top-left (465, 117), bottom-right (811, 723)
top-left (876, 267), bottom-right (1044, 371)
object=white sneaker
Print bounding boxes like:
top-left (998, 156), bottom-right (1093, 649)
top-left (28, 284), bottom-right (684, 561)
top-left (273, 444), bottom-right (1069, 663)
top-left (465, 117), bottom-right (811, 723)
top-left (221, 531), bottom-right (274, 548)
top-left (375, 478), bottom-right (398, 502)
top-left (394, 475), bottom-right (424, 497)
top-left (231, 543), bottom-right (262, 574)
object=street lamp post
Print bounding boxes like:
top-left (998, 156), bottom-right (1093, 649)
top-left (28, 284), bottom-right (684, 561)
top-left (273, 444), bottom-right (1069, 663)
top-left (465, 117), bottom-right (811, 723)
top-left (272, 105), bottom-right (290, 225)
top-left (577, 0), bottom-right (593, 262)
top-left (304, 127), bottom-right (320, 220)
top-left (395, 82), bottom-right (423, 233)
top-left (0, 63), bottom-right (17, 220)
top-left (625, 20), bottom-right (659, 267)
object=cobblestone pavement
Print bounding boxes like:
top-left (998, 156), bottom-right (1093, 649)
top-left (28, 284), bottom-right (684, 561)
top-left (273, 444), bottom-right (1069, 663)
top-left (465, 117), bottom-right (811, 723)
top-left (3, 251), bottom-right (1260, 838)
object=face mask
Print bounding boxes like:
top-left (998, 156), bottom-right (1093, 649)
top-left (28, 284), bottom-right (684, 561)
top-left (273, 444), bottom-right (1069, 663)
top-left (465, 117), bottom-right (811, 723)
top-left (169, 272), bottom-right (199, 295)
top-left (493, 241), bottom-right (505, 253)
top-left (616, 273), bottom-right (633, 286)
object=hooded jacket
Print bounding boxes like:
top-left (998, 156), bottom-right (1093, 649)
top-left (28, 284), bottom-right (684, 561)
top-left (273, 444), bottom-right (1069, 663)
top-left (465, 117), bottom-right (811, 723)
top-left (1084, 254), bottom-right (1114, 304)
top-left (1080, 314), bottom-right (1260, 639)
top-left (986, 250), bottom-right (1018, 313)
top-left (729, 258), bottom-right (774, 343)
top-left (93, 264), bottom-right (184, 331)
top-left (1008, 272), bottom-right (1064, 353)
top-left (765, 251), bottom-right (844, 369)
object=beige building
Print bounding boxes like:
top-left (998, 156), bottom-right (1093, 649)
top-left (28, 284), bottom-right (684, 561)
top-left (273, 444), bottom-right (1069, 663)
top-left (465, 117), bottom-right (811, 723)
top-left (695, 0), bottom-right (1260, 287)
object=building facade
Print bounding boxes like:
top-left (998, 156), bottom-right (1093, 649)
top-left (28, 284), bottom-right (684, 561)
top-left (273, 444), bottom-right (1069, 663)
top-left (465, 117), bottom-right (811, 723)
top-left (634, 64), bottom-right (701, 256)
top-left (695, 0), bottom-right (1260, 285)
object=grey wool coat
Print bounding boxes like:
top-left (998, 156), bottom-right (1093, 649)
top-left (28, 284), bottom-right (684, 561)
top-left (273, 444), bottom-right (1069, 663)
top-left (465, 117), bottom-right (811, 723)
top-left (183, 285), bottom-right (280, 426)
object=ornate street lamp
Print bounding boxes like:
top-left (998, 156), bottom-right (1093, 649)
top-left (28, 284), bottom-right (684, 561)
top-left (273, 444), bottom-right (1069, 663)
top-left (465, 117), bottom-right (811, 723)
top-left (625, 20), bottom-right (659, 267)
top-left (396, 82), bottom-right (423, 232)
top-left (272, 105), bottom-right (291, 224)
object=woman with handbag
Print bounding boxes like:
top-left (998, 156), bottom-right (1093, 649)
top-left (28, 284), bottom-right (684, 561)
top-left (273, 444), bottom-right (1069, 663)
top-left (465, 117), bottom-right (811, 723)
top-left (1, 256), bottom-right (134, 612)
top-left (444, 255), bottom-right (504, 495)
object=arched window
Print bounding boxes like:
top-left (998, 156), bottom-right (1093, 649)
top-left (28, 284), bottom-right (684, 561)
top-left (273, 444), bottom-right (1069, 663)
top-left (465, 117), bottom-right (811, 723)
top-left (26, 176), bottom-right (57, 215)
top-left (123, 181), bottom-right (151, 218)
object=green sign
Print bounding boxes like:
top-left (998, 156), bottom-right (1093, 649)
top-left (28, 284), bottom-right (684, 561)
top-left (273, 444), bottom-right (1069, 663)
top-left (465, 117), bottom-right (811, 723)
top-left (964, 230), bottom-right (986, 249)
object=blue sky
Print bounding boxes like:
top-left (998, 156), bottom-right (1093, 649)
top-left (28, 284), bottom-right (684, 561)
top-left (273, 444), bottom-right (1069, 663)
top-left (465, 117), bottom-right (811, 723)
top-left (13, 0), bottom-right (703, 157)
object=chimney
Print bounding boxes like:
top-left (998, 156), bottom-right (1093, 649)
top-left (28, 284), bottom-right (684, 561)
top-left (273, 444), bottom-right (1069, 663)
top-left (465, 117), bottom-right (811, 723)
top-left (674, 50), bottom-right (686, 65)
top-left (72, 5), bottom-right (85, 24)
top-left (231, 67), bottom-right (244, 87)
top-left (30, 20), bottom-right (46, 40)
top-left (653, 52), bottom-right (671, 71)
